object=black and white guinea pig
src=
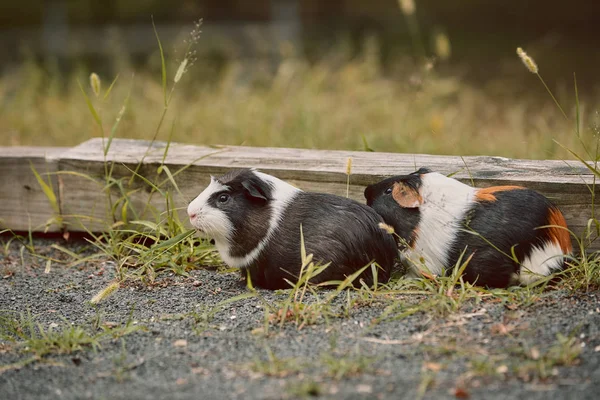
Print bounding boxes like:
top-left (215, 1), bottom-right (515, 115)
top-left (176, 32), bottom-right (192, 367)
top-left (187, 168), bottom-right (398, 290)
top-left (364, 168), bottom-right (572, 288)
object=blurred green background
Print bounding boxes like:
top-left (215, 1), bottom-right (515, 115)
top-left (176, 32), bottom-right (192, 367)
top-left (1, 0), bottom-right (598, 159)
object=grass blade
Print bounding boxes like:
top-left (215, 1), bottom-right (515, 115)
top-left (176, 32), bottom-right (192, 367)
top-left (77, 79), bottom-right (103, 129)
top-left (151, 229), bottom-right (195, 250)
top-left (574, 73), bottom-right (580, 137)
top-left (120, 164), bottom-right (165, 197)
top-left (30, 163), bottom-right (59, 215)
top-left (50, 244), bottom-right (81, 260)
top-left (102, 74), bottom-right (120, 101)
top-left (159, 165), bottom-right (186, 200)
top-left (555, 141), bottom-right (600, 179)
top-left (152, 16), bottom-right (167, 107)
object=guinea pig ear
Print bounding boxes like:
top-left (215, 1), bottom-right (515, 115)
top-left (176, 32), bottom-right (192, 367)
top-left (241, 179), bottom-right (268, 203)
top-left (392, 182), bottom-right (422, 208)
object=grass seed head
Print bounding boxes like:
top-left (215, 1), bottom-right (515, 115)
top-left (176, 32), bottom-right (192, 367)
top-left (378, 222), bottom-right (395, 235)
top-left (345, 157), bottom-right (353, 175)
top-left (398, 0), bottom-right (416, 16)
top-left (174, 58), bottom-right (188, 83)
top-left (516, 47), bottom-right (539, 74)
top-left (89, 73), bottom-right (101, 97)
top-left (90, 280), bottom-right (120, 304)
top-left (434, 32), bottom-right (452, 61)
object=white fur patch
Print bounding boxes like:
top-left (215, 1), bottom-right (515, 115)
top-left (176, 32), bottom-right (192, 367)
top-left (518, 241), bottom-right (564, 285)
top-left (218, 171), bottom-right (301, 268)
top-left (187, 177), bottom-right (234, 242)
top-left (403, 172), bottom-right (476, 276)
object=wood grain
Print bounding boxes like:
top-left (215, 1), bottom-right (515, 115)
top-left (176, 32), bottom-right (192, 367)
top-left (0, 146), bottom-right (65, 232)
top-left (4, 138), bottom-right (599, 251)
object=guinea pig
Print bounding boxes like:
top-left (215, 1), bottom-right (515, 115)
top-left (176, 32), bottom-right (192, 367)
top-left (364, 168), bottom-right (572, 288)
top-left (187, 168), bottom-right (398, 290)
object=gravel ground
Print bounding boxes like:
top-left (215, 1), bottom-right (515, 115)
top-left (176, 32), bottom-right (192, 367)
top-left (1, 238), bottom-right (599, 400)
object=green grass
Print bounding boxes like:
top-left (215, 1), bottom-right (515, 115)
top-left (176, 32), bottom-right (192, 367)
top-left (461, 331), bottom-right (582, 384)
top-left (247, 347), bottom-right (304, 378)
top-left (0, 308), bottom-right (144, 370)
top-left (245, 345), bottom-right (376, 384)
top-left (3, 45), bottom-right (599, 160)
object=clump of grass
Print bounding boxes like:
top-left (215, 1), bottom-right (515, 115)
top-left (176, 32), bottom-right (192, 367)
top-left (185, 292), bottom-right (257, 334)
top-left (260, 226), bottom-right (384, 331)
top-left (247, 347), bottom-right (304, 378)
top-left (35, 20), bottom-right (227, 295)
top-left (0, 310), bottom-right (139, 360)
top-left (563, 250), bottom-right (600, 292)
top-left (321, 350), bottom-right (377, 380)
top-left (462, 332), bottom-right (582, 385)
top-left (0, 308), bottom-right (145, 373)
top-left (286, 380), bottom-right (321, 398)
top-left (372, 255), bottom-right (484, 324)
top-left (261, 226), bottom-right (341, 330)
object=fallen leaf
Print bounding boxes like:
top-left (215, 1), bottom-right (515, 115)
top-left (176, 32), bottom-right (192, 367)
top-left (424, 362), bottom-right (443, 372)
top-left (454, 387), bottom-right (470, 398)
top-left (530, 347), bottom-right (540, 360)
top-left (490, 323), bottom-right (513, 335)
top-left (176, 378), bottom-right (188, 385)
top-left (420, 271), bottom-right (436, 280)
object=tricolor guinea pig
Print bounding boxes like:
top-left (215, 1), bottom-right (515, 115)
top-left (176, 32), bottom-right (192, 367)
top-left (364, 168), bottom-right (572, 288)
top-left (187, 168), bottom-right (398, 290)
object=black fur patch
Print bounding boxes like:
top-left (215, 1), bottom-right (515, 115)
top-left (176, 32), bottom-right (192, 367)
top-left (447, 188), bottom-right (562, 288)
top-left (364, 169), bottom-right (426, 249)
top-left (210, 169), bottom-right (274, 258)
top-left (217, 169), bottom-right (274, 200)
top-left (242, 192), bottom-right (398, 290)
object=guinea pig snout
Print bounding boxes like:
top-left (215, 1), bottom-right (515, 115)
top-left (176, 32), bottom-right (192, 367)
top-left (186, 203), bottom-right (202, 225)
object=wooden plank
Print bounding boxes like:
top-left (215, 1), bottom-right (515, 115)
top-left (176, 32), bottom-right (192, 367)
top-left (0, 146), bottom-right (65, 232)
top-left (58, 138), bottom-right (599, 251)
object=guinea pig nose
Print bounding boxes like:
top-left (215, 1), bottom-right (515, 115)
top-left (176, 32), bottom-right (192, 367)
top-left (189, 213), bottom-right (197, 220)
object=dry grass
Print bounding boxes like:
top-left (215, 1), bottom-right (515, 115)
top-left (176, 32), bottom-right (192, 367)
top-left (1, 46), bottom-right (598, 160)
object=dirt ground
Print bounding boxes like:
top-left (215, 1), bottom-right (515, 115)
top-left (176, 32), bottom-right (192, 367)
top-left (1, 239), bottom-right (599, 400)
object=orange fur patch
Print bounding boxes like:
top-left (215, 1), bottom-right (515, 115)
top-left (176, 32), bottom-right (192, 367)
top-left (392, 182), bottom-right (422, 208)
top-left (475, 186), bottom-right (525, 202)
top-left (409, 226), bottom-right (419, 249)
top-left (547, 207), bottom-right (572, 253)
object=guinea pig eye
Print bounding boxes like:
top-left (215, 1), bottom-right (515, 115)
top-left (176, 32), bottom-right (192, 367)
top-left (217, 193), bottom-right (230, 203)
top-left (384, 187), bottom-right (393, 195)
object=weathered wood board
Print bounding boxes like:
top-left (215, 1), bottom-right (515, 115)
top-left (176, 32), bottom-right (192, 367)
top-left (0, 146), bottom-right (66, 232)
top-left (2, 138), bottom-right (599, 252)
